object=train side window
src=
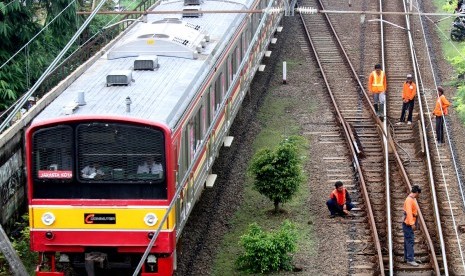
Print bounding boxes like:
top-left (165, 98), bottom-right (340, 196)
top-left (188, 122), bottom-right (195, 161)
top-left (181, 127), bottom-right (189, 177)
top-left (194, 109), bottom-right (202, 151)
top-left (233, 46), bottom-right (241, 74)
top-left (221, 71), bottom-right (226, 98)
top-left (215, 73), bottom-right (222, 110)
top-left (209, 85), bottom-right (215, 122)
top-left (201, 103), bottom-right (207, 137)
top-left (227, 55), bottom-right (233, 85)
top-left (242, 32), bottom-right (247, 57)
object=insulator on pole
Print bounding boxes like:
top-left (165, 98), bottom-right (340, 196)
top-left (265, 7), bottom-right (283, 14)
top-left (296, 7), bottom-right (318, 14)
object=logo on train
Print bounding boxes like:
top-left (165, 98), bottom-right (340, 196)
top-left (84, 213), bottom-right (116, 224)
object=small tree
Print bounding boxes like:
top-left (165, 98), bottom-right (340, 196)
top-left (236, 220), bottom-right (297, 274)
top-left (249, 137), bottom-right (304, 213)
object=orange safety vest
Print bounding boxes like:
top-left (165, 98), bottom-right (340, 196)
top-left (402, 82), bottom-right (417, 101)
top-left (403, 195), bottom-right (418, 226)
top-left (433, 94), bottom-right (450, 116)
top-left (369, 71), bottom-right (387, 93)
top-left (330, 188), bottom-right (347, 206)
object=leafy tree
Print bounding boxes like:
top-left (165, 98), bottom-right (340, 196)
top-left (236, 220), bottom-right (297, 274)
top-left (0, 1), bottom-right (41, 109)
top-left (249, 137), bottom-right (304, 213)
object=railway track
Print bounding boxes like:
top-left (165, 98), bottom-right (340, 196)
top-left (299, 0), bottom-right (465, 274)
top-left (299, 0), bottom-right (384, 274)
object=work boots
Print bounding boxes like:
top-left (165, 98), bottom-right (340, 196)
top-left (379, 103), bottom-right (385, 117)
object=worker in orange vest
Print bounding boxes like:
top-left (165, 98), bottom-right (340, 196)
top-left (403, 185), bottom-right (422, 267)
top-left (433, 86), bottom-right (450, 145)
top-left (396, 74), bottom-right (417, 125)
top-left (326, 181), bottom-right (353, 218)
top-left (368, 64), bottom-right (387, 118)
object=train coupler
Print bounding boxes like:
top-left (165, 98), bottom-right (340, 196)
top-left (85, 252), bottom-right (108, 276)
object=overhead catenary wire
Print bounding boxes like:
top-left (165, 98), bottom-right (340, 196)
top-left (0, 0), bottom-right (108, 134)
top-left (412, 1), bottom-right (465, 273)
top-left (0, 0), bottom-right (77, 72)
top-left (0, 2), bottom-right (146, 125)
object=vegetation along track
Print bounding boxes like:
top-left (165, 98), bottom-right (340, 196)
top-left (300, 0), bottom-right (465, 273)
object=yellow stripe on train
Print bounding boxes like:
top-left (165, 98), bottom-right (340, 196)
top-left (29, 206), bottom-right (176, 230)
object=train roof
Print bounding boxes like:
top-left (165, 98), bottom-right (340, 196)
top-left (33, 0), bottom-right (253, 130)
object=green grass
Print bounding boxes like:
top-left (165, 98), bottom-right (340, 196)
top-left (212, 80), bottom-right (316, 275)
top-left (433, 0), bottom-right (465, 123)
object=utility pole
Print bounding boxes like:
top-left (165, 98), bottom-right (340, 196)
top-left (0, 226), bottom-right (28, 276)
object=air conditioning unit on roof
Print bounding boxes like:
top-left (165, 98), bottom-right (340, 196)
top-left (184, 0), bottom-right (200, 5)
top-left (183, 5), bottom-right (202, 18)
top-left (106, 70), bottom-right (133, 87)
top-left (134, 56), bottom-right (159, 71)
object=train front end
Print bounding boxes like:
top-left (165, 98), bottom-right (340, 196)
top-left (26, 119), bottom-right (176, 276)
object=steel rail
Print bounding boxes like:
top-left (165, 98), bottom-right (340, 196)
top-left (300, 1), bottom-right (385, 274)
top-left (377, 0), bottom-right (393, 273)
top-left (310, 0), bottom-right (440, 273)
top-left (401, 0), bottom-right (448, 273)
top-left (379, 0), bottom-right (440, 273)
top-left (415, 3), bottom-right (465, 272)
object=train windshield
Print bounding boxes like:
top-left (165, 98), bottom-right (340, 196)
top-left (31, 122), bottom-right (167, 199)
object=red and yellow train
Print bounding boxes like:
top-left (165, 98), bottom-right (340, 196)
top-left (26, 0), bottom-right (283, 275)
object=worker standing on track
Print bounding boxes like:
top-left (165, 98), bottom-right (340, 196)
top-left (326, 181), bottom-right (354, 218)
top-left (433, 86), bottom-right (450, 145)
top-left (368, 64), bottom-right (387, 118)
top-left (396, 74), bottom-right (417, 125)
top-left (403, 185), bottom-right (422, 267)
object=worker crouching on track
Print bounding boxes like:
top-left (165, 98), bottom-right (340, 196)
top-left (403, 185), bottom-right (422, 267)
top-left (368, 63), bottom-right (387, 118)
top-left (326, 181), bottom-right (354, 218)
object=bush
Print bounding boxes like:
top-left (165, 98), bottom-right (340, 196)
top-left (236, 220), bottom-right (297, 274)
top-left (249, 136), bottom-right (305, 213)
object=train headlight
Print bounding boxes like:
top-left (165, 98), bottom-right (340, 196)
top-left (41, 212), bottom-right (56, 226)
top-left (144, 213), bottom-right (158, 227)
top-left (147, 254), bottom-right (157, 264)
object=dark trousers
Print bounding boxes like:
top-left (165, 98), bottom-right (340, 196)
top-left (400, 100), bottom-right (415, 122)
top-left (402, 222), bottom-right (415, 262)
top-left (326, 198), bottom-right (354, 215)
top-left (436, 116), bottom-right (445, 143)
